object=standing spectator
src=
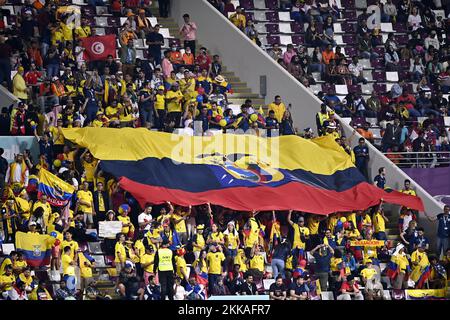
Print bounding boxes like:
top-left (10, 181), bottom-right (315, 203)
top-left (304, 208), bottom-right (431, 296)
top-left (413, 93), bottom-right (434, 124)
top-left (180, 14), bottom-right (197, 55)
top-left (353, 137), bottom-right (370, 180)
top-left (229, 6), bottom-right (246, 31)
top-left (267, 95), bottom-right (286, 123)
top-left (373, 167), bottom-right (387, 189)
top-left (93, 181), bottom-right (109, 223)
top-left (13, 67), bottom-right (29, 102)
top-left (310, 243), bottom-right (334, 291)
top-left (407, 7), bottom-right (422, 31)
top-left (383, 0), bottom-right (397, 22)
top-left (0, 35), bottom-right (12, 90)
top-left (146, 25), bottom-right (164, 67)
top-left (120, 39), bottom-right (137, 77)
top-left (158, 0), bottom-right (170, 18)
top-left (428, 205), bottom-right (450, 258)
top-left (153, 239), bottom-right (175, 300)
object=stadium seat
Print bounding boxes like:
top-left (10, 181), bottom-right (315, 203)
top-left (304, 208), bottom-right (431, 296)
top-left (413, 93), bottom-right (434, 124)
top-left (361, 83), bottom-right (374, 94)
top-left (444, 116), bottom-right (450, 127)
top-left (335, 84), bottom-right (348, 95)
top-left (321, 291), bottom-right (335, 300)
top-left (253, 0), bottom-right (267, 9)
top-left (290, 22), bottom-right (303, 33)
top-left (266, 35), bottom-right (280, 45)
top-left (88, 242), bottom-right (104, 254)
top-left (279, 35), bottom-right (292, 46)
top-left (91, 255), bottom-right (107, 268)
top-left (380, 23), bottom-right (394, 33)
top-left (278, 12), bottom-right (292, 21)
top-left (291, 35), bottom-right (304, 45)
top-left (265, 23), bottom-right (279, 34)
top-left (386, 71), bottom-right (399, 82)
top-left (278, 22), bottom-right (292, 34)
top-left (265, 0), bottom-right (278, 10)
top-left (309, 84), bottom-right (323, 95)
top-left (1, 243), bottom-right (15, 255)
top-left (263, 279), bottom-right (275, 290)
top-left (265, 11), bottom-right (279, 22)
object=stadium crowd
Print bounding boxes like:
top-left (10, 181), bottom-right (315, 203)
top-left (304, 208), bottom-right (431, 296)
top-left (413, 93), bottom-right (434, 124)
top-left (210, 0), bottom-right (450, 166)
top-left (0, 0), bottom-right (448, 301)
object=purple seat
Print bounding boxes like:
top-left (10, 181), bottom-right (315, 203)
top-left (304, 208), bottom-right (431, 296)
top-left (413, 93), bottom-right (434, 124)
top-left (404, 83), bottom-right (414, 93)
top-left (291, 22), bottom-right (303, 33)
top-left (265, 23), bottom-right (279, 34)
top-left (343, 10), bottom-right (357, 21)
top-left (343, 35), bottom-right (356, 45)
top-left (342, 22), bottom-right (356, 33)
top-left (108, 17), bottom-right (120, 27)
top-left (266, 35), bottom-right (281, 45)
top-left (348, 84), bottom-right (362, 94)
top-left (399, 59), bottom-right (410, 69)
top-left (291, 35), bottom-right (305, 45)
top-left (240, 0), bottom-right (255, 10)
top-left (340, 0), bottom-right (356, 7)
top-left (395, 34), bottom-right (409, 45)
top-left (373, 46), bottom-right (385, 56)
top-left (373, 83), bottom-right (386, 93)
top-left (399, 70), bottom-right (410, 81)
top-left (105, 27), bottom-right (117, 35)
top-left (370, 59), bottom-right (385, 69)
top-left (266, 11), bottom-right (279, 22)
top-left (373, 71), bottom-right (386, 82)
top-left (265, 0), bottom-right (278, 10)
top-left (344, 46), bottom-right (357, 57)
top-left (6, 15), bottom-right (17, 25)
top-left (393, 23), bottom-right (407, 33)
top-left (82, 6), bottom-right (95, 16)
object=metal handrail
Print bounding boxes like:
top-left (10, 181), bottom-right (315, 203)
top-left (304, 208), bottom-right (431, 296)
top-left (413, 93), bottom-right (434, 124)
top-left (383, 151), bottom-right (450, 168)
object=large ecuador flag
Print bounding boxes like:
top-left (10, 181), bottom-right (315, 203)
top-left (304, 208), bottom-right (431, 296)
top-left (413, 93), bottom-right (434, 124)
top-left (81, 34), bottom-right (117, 62)
top-left (15, 232), bottom-right (55, 267)
top-left (38, 169), bottom-right (75, 207)
top-left (61, 128), bottom-right (424, 213)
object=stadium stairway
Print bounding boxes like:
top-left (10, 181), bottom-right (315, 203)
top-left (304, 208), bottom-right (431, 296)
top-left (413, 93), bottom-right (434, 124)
top-left (153, 12), bottom-right (267, 111)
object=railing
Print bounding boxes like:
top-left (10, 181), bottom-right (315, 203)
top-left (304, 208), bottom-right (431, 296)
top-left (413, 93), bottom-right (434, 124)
top-left (383, 151), bottom-right (450, 168)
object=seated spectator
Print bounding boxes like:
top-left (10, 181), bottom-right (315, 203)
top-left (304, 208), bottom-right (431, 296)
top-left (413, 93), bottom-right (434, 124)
top-left (239, 273), bottom-right (258, 295)
top-left (336, 275), bottom-right (364, 300)
top-left (289, 275), bottom-right (309, 300)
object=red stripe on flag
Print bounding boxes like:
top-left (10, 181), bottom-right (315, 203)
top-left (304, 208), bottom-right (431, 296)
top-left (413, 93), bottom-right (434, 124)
top-left (118, 177), bottom-right (424, 213)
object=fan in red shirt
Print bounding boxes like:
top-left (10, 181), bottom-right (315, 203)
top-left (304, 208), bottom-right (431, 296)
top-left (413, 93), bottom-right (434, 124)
top-left (195, 47), bottom-right (212, 72)
top-left (25, 63), bottom-right (42, 85)
top-left (337, 275), bottom-right (364, 300)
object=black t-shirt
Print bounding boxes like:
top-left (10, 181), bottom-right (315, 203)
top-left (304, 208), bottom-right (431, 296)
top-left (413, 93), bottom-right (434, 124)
top-left (146, 32), bottom-right (164, 51)
top-left (289, 282), bottom-right (309, 296)
top-left (269, 283), bottom-right (286, 297)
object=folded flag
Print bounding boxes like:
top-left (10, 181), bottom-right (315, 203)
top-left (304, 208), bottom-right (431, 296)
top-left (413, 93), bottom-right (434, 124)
top-left (81, 34), bottom-right (117, 62)
top-left (62, 128), bottom-right (424, 213)
top-left (38, 169), bottom-right (75, 207)
top-left (15, 231), bottom-right (55, 267)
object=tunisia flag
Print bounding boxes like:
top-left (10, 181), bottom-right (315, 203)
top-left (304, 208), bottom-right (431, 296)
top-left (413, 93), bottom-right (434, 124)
top-left (81, 34), bottom-right (117, 62)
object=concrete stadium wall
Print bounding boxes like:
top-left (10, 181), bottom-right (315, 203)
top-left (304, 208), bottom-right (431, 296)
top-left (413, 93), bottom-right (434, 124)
top-left (0, 85), bottom-right (19, 110)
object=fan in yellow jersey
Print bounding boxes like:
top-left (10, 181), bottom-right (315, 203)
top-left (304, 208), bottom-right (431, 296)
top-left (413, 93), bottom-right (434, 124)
top-left (229, 6), bottom-right (246, 31)
top-left (80, 150), bottom-right (98, 187)
top-left (141, 246), bottom-right (156, 286)
top-left (31, 194), bottom-right (52, 232)
top-left (223, 221), bottom-right (240, 261)
top-left (76, 181), bottom-right (95, 229)
top-left (165, 82), bottom-right (184, 127)
top-left (175, 247), bottom-right (189, 283)
top-left (154, 86), bottom-right (167, 130)
top-left (0, 265), bottom-right (16, 298)
top-left (207, 223), bottom-right (225, 247)
top-left (234, 248), bottom-right (248, 273)
top-left (410, 244), bottom-right (431, 289)
top-left (287, 211), bottom-right (310, 265)
top-left (373, 207), bottom-right (389, 241)
top-left (399, 179), bottom-right (418, 218)
top-left (206, 245), bottom-right (225, 293)
top-left (170, 205), bottom-right (191, 245)
top-left (61, 246), bottom-right (77, 293)
top-left (192, 224), bottom-right (206, 260)
top-left (61, 231), bottom-right (79, 262)
top-left (78, 251), bottom-right (95, 294)
top-left (243, 211), bottom-right (262, 258)
top-left (115, 233), bottom-right (127, 273)
top-left (359, 260), bottom-right (384, 299)
top-left (248, 244), bottom-right (265, 279)
top-left (117, 204), bottom-right (135, 239)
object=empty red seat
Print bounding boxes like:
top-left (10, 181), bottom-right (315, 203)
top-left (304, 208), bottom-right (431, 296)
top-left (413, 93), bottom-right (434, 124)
top-left (348, 84), bottom-right (362, 94)
top-left (373, 83), bottom-right (387, 93)
top-left (343, 35), bottom-right (356, 45)
top-left (343, 10), bottom-right (357, 20)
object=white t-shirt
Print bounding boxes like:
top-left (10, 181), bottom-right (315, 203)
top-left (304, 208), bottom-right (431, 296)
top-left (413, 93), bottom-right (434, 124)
top-left (138, 212), bottom-right (153, 230)
top-left (173, 284), bottom-right (186, 300)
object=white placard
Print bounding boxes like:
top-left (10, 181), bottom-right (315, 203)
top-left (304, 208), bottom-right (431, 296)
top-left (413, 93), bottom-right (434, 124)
top-left (98, 221), bottom-right (123, 238)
